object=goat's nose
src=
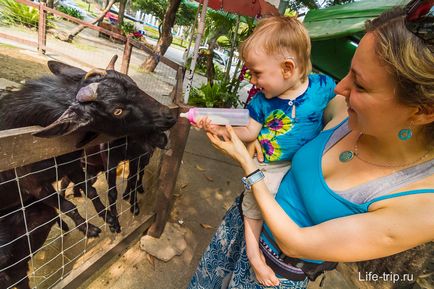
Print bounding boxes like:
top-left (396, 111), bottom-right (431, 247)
top-left (155, 107), bottom-right (178, 130)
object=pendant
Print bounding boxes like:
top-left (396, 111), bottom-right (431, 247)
top-left (339, 150), bottom-right (355, 163)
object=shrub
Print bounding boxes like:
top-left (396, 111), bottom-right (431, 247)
top-left (119, 21), bottom-right (135, 36)
top-left (0, 0), bottom-right (37, 27)
top-left (188, 79), bottom-right (240, 108)
top-left (57, 5), bottom-right (84, 20)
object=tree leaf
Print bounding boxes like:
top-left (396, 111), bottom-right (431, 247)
top-left (200, 223), bottom-right (214, 229)
top-left (195, 164), bottom-right (206, 171)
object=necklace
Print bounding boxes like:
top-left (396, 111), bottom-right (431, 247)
top-left (339, 133), bottom-right (432, 167)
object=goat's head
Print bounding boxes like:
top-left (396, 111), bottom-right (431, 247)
top-left (33, 56), bottom-right (177, 142)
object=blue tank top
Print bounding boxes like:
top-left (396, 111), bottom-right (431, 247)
top-left (261, 119), bottom-right (434, 262)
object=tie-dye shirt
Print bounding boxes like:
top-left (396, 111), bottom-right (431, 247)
top-left (247, 74), bottom-right (336, 163)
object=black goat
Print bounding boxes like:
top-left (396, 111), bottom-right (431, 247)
top-left (61, 130), bottom-right (168, 231)
top-left (0, 192), bottom-right (69, 289)
top-left (0, 56), bottom-right (177, 235)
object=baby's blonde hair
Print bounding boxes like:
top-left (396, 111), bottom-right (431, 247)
top-left (239, 16), bottom-right (312, 81)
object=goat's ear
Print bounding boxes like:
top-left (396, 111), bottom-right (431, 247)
top-left (48, 61), bottom-right (86, 82)
top-left (75, 131), bottom-right (99, 148)
top-left (33, 107), bottom-right (92, 138)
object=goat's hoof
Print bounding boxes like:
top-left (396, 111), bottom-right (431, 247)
top-left (84, 223), bottom-right (102, 238)
top-left (109, 223), bottom-right (121, 233)
top-left (104, 211), bottom-right (117, 226)
top-left (130, 205), bottom-right (140, 216)
top-left (108, 217), bottom-right (121, 233)
top-left (137, 185), bottom-right (145, 194)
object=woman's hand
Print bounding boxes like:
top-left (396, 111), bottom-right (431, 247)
top-left (206, 125), bottom-right (252, 165)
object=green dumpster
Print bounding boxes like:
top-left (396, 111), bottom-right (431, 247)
top-left (304, 0), bottom-right (409, 80)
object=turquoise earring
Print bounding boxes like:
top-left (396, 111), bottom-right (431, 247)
top-left (398, 128), bottom-right (412, 141)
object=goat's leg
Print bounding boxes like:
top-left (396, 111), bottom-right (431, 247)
top-left (67, 171), bottom-right (120, 232)
top-left (124, 158), bottom-right (140, 215)
top-left (106, 163), bottom-right (121, 233)
top-left (59, 176), bottom-right (69, 197)
top-left (6, 264), bottom-right (30, 289)
top-left (136, 155), bottom-right (148, 195)
top-left (60, 176), bottom-right (82, 198)
top-left (122, 160), bottom-right (132, 200)
top-left (40, 184), bottom-right (101, 237)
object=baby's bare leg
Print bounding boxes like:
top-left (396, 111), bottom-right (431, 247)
top-left (244, 216), bottom-right (279, 286)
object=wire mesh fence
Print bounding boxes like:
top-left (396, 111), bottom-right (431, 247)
top-left (0, 137), bottom-right (165, 289)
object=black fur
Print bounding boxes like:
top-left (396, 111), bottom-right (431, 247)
top-left (0, 60), bottom-right (177, 235)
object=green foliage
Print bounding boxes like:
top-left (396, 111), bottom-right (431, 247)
top-left (131, 0), bottom-right (195, 28)
top-left (57, 5), bottom-right (84, 20)
top-left (119, 21), bottom-right (135, 35)
top-left (188, 78), bottom-right (240, 108)
top-left (0, 0), bottom-right (53, 27)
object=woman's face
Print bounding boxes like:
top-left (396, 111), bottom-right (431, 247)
top-left (334, 33), bottom-right (416, 137)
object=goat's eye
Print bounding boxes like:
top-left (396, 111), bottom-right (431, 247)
top-left (113, 108), bottom-right (123, 116)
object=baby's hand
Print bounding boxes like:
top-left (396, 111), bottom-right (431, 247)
top-left (246, 140), bottom-right (264, 162)
top-left (197, 117), bottom-right (224, 136)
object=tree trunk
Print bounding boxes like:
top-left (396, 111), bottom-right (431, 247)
top-left (205, 38), bottom-right (218, 85)
top-left (139, 0), bottom-right (182, 72)
top-left (117, 0), bottom-right (127, 26)
top-left (225, 15), bottom-right (240, 83)
top-left (57, 0), bottom-right (116, 42)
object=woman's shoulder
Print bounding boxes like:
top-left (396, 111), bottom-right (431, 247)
top-left (368, 168), bottom-right (434, 211)
top-left (391, 172), bottom-right (434, 193)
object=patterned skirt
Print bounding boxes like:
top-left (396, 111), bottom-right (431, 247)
top-left (187, 197), bottom-right (308, 289)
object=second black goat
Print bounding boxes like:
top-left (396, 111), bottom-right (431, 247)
top-left (61, 130), bottom-right (168, 231)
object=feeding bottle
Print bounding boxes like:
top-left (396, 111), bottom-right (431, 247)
top-left (180, 107), bottom-right (249, 126)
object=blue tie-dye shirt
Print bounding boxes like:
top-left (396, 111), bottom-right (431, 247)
top-left (247, 74), bottom-right (336, 163)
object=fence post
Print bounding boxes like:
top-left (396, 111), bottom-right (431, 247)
top-left (147, 114), bottom-right (190, 238)
top-left (147, 65), bottom-right (188, 238)
top-left (38, 2), bottom-right (47, 54)
top-left (121, 37), bottom-right (132, 74)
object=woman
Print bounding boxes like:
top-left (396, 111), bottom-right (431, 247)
top-left (188, 3), bottom-right (433, 289)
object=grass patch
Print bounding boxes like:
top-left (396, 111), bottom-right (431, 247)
top-left (0, 42), bottom-right (18, 49)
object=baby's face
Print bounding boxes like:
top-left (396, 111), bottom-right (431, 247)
top-left (244, 49), bottom-right (291, 99)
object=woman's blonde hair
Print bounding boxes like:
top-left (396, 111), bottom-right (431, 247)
top-left (366, 7), bottom-right (434, 143)
top-left (239, 16), bottom-right (312, 82)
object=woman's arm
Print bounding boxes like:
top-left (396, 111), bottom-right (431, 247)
top-left (207, 125), bottom-right (434, 262)
top-left (255, 186), bottom-right (434, 262)
top-left (323, 94), bottom-right (348, 130)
